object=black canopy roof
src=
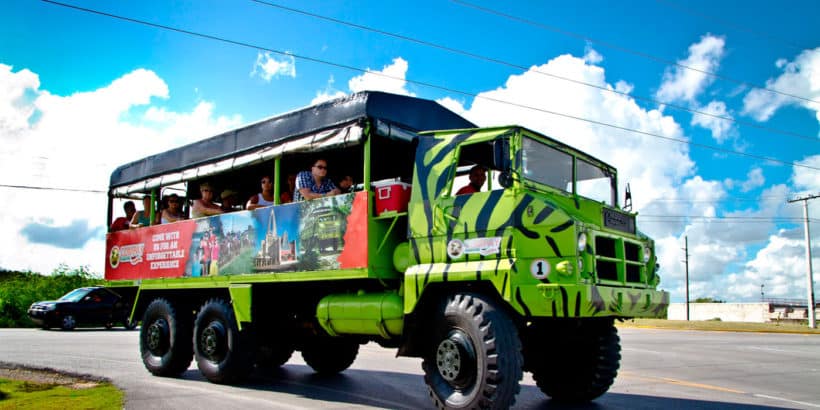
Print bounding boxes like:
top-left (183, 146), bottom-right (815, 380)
top-left (109, 91), bottom-right (475, 189)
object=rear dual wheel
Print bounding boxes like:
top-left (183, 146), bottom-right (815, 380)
top-left (193, 299), bottom-right (254, 384)
top-left (140, 298), bottom-right (193, 377)
top-left (302, 337), bottom-right (359, 375)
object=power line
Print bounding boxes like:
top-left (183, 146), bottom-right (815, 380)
top-left (40, 0), bottom-right (820, 172)
top-left (451, 0), bottom-right (819, 106)
top-left (655, 0), bottom-right (806, 51)
top-left (641, 214), bottom-right (810, 221)
top-left (648, 195), bottom-right (794, 203)
top-left (0, 183), bottom-right (105, 194)
top-left (250, 0), bottom-right (818, 144)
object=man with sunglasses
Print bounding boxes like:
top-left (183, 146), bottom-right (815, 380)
top-left (294, 159), bottom-right (340, 201)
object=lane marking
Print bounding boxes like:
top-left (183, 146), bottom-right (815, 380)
top-left (754, 394), bottom-right (820, 408)
top-left (659, 377), bottom-right (745, 394)
top-left (620, 371), bottom-right (745, 394)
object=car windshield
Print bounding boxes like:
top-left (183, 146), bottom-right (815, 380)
top-left (58, 288), bottom-right (91, 302)
top-left (521, 137), bottom-right (615, 206)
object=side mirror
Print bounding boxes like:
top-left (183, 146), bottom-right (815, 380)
top-left (623, 183), bottom-right (632, 212)
top-left (498, 171), bottom-right (514, 188)
top-left (493, 138), bottom-right (510, 171)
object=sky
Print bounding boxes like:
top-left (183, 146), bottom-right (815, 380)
top-left (0, 0), bottom-right (818, 303)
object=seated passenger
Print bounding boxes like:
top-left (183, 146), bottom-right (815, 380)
top-left (247, 176), bottom-right (276, 210)
top-left (110, 201), bottom-right (136, 232)
top-left (220, 189), bottom-right (240, 212)
top-left (280, 173), bottom-right (296, 204)
top-left (456, 165), bottom-right (487, 195)
top-left (160, 194), bottom-right (186, 223)
top-left (338, 175), bottom-right (354, 194)
top-left (294, 159), bottom-right (340, 201)
top-left (130, 196), bottom-right (154, 228)
top-left (191, 182), bottom-right (223, 218)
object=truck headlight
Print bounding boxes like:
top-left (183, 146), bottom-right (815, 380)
top-left (643, 246), bottom-right (651, 263)
top-left (577, 233), bottom-right (588, 253)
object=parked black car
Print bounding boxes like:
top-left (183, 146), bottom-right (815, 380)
top-left (28, 286), bottom-right (136, 330)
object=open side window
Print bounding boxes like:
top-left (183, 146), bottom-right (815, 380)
top-left (449, 140), bottom-right (504, 196)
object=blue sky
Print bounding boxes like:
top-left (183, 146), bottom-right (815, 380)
top-left (1, 0), bottom-right (818, 302)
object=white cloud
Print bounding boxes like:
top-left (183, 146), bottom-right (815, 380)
top-left (740, 167), bottom-right (765, 192)
top-left (311, 57), bottom-right (415, 104)
top-left (0, 65), bottom-right (39, 138)
top-left (0, 64), bottom-right (242, 274)
top-left (791, 154), bottom-right (820, 192)
top-left (583, 45), bottom-right (603, 64)
top-left (310, 75), bottom-right (347, 106)
top-left (729, 231), bottom-right (819, 300)
top-left (435, 96), bottom-right (469, 118)
top-left (251, 51), bottom-right (296, 82)
top-left (348, 57), bottom-right (414, 96)
top-left (742, 47), bottom-right (820, 124)
top-left (690, 100), bottom-right (734, 142)
top-left (656, 34), bottom-right (726, 104)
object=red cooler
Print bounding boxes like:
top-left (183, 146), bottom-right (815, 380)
top-left (372, 180), bottom-right (412, 215)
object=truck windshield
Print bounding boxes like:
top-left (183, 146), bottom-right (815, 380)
top-left (521, 137), bottom-right (615, 206)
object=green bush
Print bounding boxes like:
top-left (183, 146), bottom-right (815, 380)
top-left (0, 265), bottom-right (103, 328)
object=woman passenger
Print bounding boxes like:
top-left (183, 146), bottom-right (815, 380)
top-left (130, 195), bottom-right (153, 228)
top-left (160, 194), bottom-right (186, 224)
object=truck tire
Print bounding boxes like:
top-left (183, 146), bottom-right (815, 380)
top-left (531, 319), bottom-right (620, 402)
top-left (422, 293), bottom-right (523, 409)
top-left (193, 299), bottom-right (253, 384)
top-left (301, 337), bottom-right (359, 375)
top-left (256, 341), bottom-right (294, 369)
top-left (140, 298), bottom-right (194, 377)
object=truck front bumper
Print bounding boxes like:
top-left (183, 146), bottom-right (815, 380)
top-left (515, 283), bottom-right (669, 319)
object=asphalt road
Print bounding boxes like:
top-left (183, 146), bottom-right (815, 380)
top-left (0, 327), bottom-right (818, 409)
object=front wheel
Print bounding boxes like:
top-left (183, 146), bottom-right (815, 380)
top-left (140, 298), bottom-right (193, 377)
top-left (422, 293), bottom-right (523, 409)
top-left (194, 299), bottom-right (253, 384)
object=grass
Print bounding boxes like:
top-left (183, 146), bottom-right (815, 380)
top-left (0, 378), bottom-right (123, 410)
top-left (619, 318), bottom-right (820, 334)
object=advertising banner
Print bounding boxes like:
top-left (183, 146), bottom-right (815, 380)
top-left (106, 192), bottom-right (368, 280)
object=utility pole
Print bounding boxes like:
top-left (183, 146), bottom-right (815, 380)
top-left (683, 236), bottom-right (690, 321)
top-left (788, 194), bottom-right (817, 329)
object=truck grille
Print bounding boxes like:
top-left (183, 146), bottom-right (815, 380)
top-left (594, 236), bottom-right (645, 285)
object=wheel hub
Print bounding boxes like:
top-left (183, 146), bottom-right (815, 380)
top-left (435, 330), bottom-right (476, 388)
top-left (146, 319), bottom-right (168, 353)
top-left (200, 321), bottom-right (226, 361)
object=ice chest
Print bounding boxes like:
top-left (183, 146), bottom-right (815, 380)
top-left (372, 180), bottom-right (412, 215)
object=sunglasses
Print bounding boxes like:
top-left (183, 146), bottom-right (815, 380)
top-left (314, 164), bottom-right (327, 170)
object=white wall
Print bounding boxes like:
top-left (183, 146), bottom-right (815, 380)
top-left (667, 303), bottom-right (770, 322)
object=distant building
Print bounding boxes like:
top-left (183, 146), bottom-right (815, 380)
top-left (254, 209), bottom-right (297, 270)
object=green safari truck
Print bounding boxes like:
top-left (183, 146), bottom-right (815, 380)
top-left (105, 91), bottom-right (668, 408)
